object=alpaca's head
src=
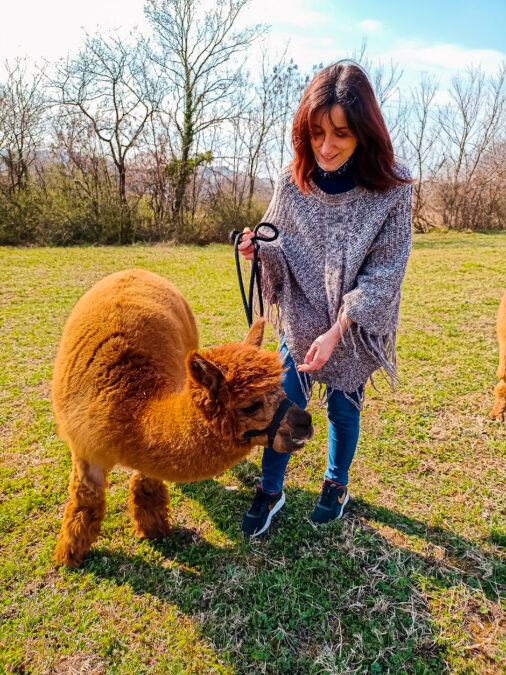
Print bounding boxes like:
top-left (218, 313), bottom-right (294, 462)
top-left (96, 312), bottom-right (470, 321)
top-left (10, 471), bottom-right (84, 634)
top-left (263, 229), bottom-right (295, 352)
top-left (187, 320), bottom-right (313, 452)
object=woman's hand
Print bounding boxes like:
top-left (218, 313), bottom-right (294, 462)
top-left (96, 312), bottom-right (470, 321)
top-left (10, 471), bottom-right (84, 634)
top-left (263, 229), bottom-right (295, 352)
top-left (297, 330), bottom-right (339, 373)
top-left (237, 227), bottom-right (259, 261)
top-left (298, 315), bottom-right (353, 373)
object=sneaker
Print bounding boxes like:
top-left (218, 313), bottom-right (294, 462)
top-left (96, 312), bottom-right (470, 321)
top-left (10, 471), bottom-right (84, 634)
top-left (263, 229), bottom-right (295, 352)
top-left (241, 485), bottom-right (285, 537)
top-left (310, 480), bottom-right (349, 524)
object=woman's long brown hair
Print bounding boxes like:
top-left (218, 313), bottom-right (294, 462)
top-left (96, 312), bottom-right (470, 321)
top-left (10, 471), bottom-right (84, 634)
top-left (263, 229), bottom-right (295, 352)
top-left (291, 60), bottom-right (412, 194)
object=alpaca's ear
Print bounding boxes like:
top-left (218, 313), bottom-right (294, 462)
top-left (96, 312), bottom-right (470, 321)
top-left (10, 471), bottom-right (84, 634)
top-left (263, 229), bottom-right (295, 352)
top-left (243, 318), bottom-right (265, 348)
top-left (187, 352), bottom-right (224, 397)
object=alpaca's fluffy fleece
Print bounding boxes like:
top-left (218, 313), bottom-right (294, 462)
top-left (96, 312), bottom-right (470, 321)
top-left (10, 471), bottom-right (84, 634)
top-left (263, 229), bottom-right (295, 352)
top-left (52, 269), bottom-right (304, 567)
top-left (491, 291), bottom-right (506, 421)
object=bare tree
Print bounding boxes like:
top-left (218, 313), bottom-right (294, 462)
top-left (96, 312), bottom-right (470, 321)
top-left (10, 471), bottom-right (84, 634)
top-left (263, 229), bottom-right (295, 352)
top-left (241, 51), bottom-right (291, 212)
top-left (209, 49), bottom-right (304, 219)
top-left (0, 86), bottom-right (7, 151)
top-left (53, 34), bottom-right (162, 208)
top-left (437, 64), bottom-right (505, 230)
top-left (48, 109), bottom-right (120, 242)
top-left (204, 113), bottom-right (249, 224)
top-left (144, 0), bottom-right (264, 234)
top-left (353, 41), bottom-right (405, 146)
top-left (0, 58), bottom-right (47, 193)
top-left (189, 51), bottom-right (302, 235)
top-left (137, 112), bottom-right (175, 239)
top-left (266, 57), bottom-right (306, 182)
top-left (402, 73), bottom-right (442, 232)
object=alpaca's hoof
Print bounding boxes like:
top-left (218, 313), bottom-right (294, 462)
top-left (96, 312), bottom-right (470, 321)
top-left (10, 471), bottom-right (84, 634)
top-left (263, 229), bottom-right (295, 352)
top-left (54, 540), bottom-right (87, 568)
top-left (133, 520), bottom-right (173, 540)
top-left (490, 404), bottom-right (505, 421)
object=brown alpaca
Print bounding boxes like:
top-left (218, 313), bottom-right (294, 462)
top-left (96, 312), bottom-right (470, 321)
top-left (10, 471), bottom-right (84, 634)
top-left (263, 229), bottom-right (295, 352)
top-left (52, 269), bottom-right (312, 567)
top-left (490, 291), bottom-right (506, 421)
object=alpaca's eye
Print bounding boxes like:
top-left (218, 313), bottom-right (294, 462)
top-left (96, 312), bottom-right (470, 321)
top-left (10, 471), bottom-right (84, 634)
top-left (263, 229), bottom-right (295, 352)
top-left (241, 402), bottom-right (262, 415)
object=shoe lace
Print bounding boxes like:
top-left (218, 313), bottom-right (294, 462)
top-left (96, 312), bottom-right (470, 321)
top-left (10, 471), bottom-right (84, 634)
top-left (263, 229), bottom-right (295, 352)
top-left (319, 481), bottom-right (334, 507)
top-left (249, 488), bottom-right (272, 515)
top-left (319, 481), bottom-right (342, 508)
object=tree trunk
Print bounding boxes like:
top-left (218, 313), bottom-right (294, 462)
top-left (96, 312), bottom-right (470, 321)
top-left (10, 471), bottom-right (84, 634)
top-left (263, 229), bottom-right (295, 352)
top-left (118, 163), bottom-right (127, 202)
top-left (173, 87), bottom-right (194, 235)
top-left (247, 174), bottom-right (255, 215)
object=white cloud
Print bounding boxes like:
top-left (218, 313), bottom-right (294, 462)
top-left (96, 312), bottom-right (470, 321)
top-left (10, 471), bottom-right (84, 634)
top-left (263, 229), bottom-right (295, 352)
top-left (1, 0), bottom-right (504, 94)
top-left (0, 0), bottom-right (147, 64)
top-left (387, 42), bottom-right (505, 74)
top-left (358, 19), bottom-right (382, 34)
top-left (367, 41), bottom-right (505, 111)
top-left (238, 0), bottom-right (329, 29)
top-left (431, 89), bottom-right (454, 106)
top-left (245, 30), bottom-right (348, 74)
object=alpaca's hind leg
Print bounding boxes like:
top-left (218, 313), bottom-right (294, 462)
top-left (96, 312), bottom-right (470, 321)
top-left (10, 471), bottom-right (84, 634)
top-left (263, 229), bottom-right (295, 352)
top-left (54, 458), bottom-right (108, 567)
top-left (129, 472), bottom-right (172, 539)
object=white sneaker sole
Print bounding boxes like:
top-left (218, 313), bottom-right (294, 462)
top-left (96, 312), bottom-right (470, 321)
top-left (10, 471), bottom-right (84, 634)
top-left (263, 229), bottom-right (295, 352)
top-left (311, 490), bottom-right (350, 524)
top-left (337, 490), bottom-right (350, 518)
top-left (251, 491), bottom-right (286, 538)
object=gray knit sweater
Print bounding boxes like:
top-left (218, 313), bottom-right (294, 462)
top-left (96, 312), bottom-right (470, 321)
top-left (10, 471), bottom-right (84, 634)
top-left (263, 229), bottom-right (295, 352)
top-left (257, 164), bottom-right (413, 394)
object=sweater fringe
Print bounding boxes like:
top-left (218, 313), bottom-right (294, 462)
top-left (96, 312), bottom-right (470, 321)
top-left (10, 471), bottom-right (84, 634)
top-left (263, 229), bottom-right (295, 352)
top-left (255, 290), bottom-right (399, 412)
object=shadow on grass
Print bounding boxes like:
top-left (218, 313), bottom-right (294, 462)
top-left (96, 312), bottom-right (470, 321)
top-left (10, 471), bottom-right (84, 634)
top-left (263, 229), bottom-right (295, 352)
top-left (229, 459), bottom-right (505, 598)
top-left (80, 465), bottom-right (502, 674)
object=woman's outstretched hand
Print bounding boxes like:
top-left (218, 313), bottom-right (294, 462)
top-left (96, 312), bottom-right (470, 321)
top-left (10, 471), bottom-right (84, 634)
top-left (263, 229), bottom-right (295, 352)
top-left (237, 227), bottom-right (258, 261)
top-left (297, 330), bottom-right (339, 373)
top-left (298, 316), bottom-right (353, 373)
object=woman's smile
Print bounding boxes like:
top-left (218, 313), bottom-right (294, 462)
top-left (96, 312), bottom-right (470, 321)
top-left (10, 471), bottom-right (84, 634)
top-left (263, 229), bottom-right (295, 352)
top-left (310, 104), bottom-right (357, 172)
top-left (318, 152), bottom-right (342, 165)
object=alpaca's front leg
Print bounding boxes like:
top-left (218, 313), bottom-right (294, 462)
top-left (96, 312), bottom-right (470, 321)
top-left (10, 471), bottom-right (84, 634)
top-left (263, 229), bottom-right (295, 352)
top-left (54, 458), bottom-right (108, 567)
top-left (490, 380), bottom-right (506, 421)
top-left (129, 472), bottom-right (173, 539)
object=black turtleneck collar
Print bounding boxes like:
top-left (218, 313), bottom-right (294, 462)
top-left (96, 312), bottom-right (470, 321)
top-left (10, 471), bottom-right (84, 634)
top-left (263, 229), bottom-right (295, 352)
top-left (312, 154), bottom-right (356, 195)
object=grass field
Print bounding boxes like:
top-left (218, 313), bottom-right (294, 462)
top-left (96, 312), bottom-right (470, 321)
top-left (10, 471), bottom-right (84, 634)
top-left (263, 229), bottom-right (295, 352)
top-left (1, 232), bottom-right (505, 674)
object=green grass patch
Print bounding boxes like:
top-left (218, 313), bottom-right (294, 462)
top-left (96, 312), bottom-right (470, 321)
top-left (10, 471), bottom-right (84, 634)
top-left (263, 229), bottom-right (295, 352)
top-left (1, 234), bottom-right (505, 673)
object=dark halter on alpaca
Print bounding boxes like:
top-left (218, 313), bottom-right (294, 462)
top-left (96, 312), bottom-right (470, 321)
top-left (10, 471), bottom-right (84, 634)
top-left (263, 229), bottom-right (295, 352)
top-left (241, 397), bottom-right (294, 447)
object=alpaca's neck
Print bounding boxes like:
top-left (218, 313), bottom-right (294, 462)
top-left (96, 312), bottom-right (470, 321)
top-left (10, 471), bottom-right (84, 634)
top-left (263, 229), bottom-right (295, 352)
top-left (130, 386), bottom-right (249, 483)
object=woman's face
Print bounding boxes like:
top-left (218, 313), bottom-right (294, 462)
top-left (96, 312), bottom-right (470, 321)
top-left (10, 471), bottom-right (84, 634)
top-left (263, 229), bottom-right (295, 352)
top-left (309, 104), bottom-right (357, 171)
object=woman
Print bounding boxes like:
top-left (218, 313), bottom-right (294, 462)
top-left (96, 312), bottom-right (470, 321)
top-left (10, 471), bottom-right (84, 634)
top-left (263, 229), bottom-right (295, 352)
top-left (238, 60), bottom-right (413, 537)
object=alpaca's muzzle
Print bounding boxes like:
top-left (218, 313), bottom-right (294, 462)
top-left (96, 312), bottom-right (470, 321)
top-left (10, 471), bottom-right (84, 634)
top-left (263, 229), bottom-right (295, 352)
top-left (242, 398), bottom-right (313, 452)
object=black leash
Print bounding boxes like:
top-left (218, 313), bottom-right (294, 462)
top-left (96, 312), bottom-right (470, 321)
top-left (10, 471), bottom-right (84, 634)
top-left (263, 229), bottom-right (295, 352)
top-left (230, 222), bottom-right (279, 327)
top-left (230, 222), bottom-right (290, 447)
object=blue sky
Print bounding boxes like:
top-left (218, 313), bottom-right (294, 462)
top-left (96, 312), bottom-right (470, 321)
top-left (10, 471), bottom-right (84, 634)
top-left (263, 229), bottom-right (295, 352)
top-left (1, 0), bottom-right (504, 93)
top-left (305, 0), bottom-right (506, 53)
top-left (238, 0), bottom-right (506, 100)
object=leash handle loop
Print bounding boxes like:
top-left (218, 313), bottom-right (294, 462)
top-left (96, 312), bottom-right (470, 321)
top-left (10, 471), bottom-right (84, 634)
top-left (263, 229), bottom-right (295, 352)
top-left (252, 222), bottom-right (279, 242)
top-left (231, 222), bottom-right (279, 327)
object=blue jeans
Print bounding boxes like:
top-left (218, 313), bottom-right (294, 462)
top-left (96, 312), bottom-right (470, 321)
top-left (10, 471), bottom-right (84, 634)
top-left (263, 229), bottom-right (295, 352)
top-left (261, 340), bottom-right (363, 493)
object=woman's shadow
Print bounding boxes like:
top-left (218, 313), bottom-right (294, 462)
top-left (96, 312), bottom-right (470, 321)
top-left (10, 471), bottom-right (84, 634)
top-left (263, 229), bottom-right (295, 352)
top-left (86, 459), bottom-right (503, 673)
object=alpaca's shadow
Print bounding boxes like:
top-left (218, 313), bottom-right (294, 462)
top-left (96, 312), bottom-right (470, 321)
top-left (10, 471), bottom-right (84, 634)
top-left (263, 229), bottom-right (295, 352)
top-left (85, 470), bottom-right (503, 673)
